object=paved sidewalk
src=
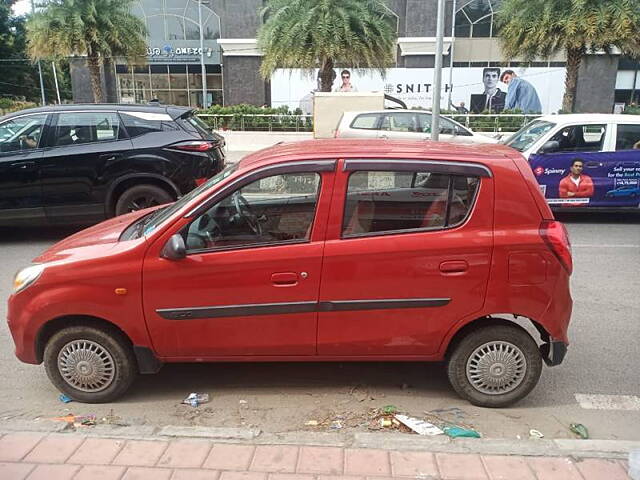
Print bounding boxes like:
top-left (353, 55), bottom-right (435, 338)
top-left (0, 431), bottom-right (634, 480)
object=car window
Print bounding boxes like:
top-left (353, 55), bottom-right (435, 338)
top-left (342, 170), bottom-right (479, 237)
top-left (550, 124), bottom-right (606, 153)
top-left (419, 114), bottom-right (464, 135)
top-left (53, 112), bottom-right (123, 147)
top-left (615, 124), bottom-right (640, 150)
top-left (350, 113), bottom-right (379, 130)
top-left (184, 172), bottom-right (321, 252)
top-left (120, 112), bottom-right (176, 137)
top-left (0, 114), bottom-right (47, 153)
top-left (382, 113), bottom-right (421, 132)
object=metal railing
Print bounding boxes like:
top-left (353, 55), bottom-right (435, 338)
top-left (443, 113), bottom-right (541, 133)
top-left (197, 114), bottom-right (313, 132)
top-left (196, 113), bottom-right (541, 133)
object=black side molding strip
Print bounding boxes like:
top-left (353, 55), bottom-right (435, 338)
top-left (156, 298), bottom-right (451, 320)
top-left (157, 301), bottom-right (318, 320)
top-left (319, 298), bottom-right (451, 311)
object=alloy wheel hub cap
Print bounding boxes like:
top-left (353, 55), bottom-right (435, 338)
top-left (466, 341), bottom-right (527, 395)
top-left (58, 340), bottom-right (115, 393)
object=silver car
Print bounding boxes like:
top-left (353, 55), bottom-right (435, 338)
top-left (335, 110), bottom-right (498, 144)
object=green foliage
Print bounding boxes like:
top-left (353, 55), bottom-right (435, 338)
top-left (258, 0), bottom-right (396, 82)
top-left (26, 0), bottom-right (147, 61)
top-left (197, 104), bottom-right (313, 132)
top-left (496, 0), bottom-right (640, 60)
top-left (0, 99), bottom-right (39, 114)
top-left (623, 105), bottom-right (640, 115)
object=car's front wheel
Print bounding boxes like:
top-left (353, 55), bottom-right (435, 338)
top-left (447, 324), bottom-right (542, 408)
top-left (43, 326), bottom-right (137, 403)
top-left (115, 184), bottom-right (173, 216)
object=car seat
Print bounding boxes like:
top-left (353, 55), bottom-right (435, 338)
top-left (343, 198), bottom-right (374, 235)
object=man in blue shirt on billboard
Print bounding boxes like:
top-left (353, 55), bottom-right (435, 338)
top-left (500, 70), bottom-right (542, 113)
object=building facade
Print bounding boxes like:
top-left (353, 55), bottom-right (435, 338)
top-left (70, 0), bottom-right (626, 113)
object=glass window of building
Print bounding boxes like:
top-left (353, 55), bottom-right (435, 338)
top-left (455, 0), bottom-right (501, 38)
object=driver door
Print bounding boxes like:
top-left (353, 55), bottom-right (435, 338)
top-left (142, 164), bottom-right (334, 357)
top-left (0, 113), bottom-right (49, 224)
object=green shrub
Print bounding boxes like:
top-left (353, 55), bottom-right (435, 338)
top-left (196, 104), bottom-right (312, 131)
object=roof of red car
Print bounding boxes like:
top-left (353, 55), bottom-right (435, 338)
top-left (239, 139), bottom-right (517, 169)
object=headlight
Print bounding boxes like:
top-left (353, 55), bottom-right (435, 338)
top-left (13, 264), bottom-right (45, 294)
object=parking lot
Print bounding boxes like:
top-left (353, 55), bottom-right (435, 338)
top-left (0, 208), bottom-right (638, 441)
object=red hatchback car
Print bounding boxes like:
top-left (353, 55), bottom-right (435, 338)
top-left (8, 139), bottom-right (573, 407)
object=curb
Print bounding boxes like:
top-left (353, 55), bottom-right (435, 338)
top-left (1, 421), bottom-right (638, 460)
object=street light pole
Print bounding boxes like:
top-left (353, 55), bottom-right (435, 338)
top-left (198, 0), bottom-right (208, 108)
top-left (52, 61), bottom-right (61, 104)
top-left (431, 0), bottom-right (446, 141)
top-left (447, 0), bottom-right (457, 111)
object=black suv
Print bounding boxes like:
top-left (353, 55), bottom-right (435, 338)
top-left (0, 104), bottom-right (225, 226)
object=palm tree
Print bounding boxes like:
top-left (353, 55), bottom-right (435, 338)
top-left (27, 0), bottom-right (147, 103)
top-left (496, 0), bottom-right (640, 112)
top-left (258, 0), bottom-right (397, 92)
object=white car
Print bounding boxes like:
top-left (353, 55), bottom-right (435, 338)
top-left (334, 109), bottom-right (498, 144)
top-left (503, 113), bottom-right (640, 209)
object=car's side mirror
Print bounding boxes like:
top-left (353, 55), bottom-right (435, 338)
top-left (539, 140), bottom-right (559, 154)
top-left (161, 234), bottom-right (186, 260)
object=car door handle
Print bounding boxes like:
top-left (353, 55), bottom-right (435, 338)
top-left (439, 260), bottom-right (468, 274)
top-left (99, 153), bottom-right (121, 166)
top-left (10, 161), bottom-right (36, 170)
top-left (271, 272), bottom-right (299, 286)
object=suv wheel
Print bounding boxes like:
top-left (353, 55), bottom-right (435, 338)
top-left (447, 324), bottom-right (542, 407)
top-left (43, 326), bottom-right (137, 403)
top-left (115, 184), bottom-right (173, 216)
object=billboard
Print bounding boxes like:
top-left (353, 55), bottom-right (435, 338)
top-left (271, 66), bottom-right (566, 115)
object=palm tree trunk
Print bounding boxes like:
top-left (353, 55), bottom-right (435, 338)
top-left (319, 58), bottom-right (335, 92)
top-left (87, 54), bottom-right (104, 103)
top-left (563, 47), bottom-right (584, 113)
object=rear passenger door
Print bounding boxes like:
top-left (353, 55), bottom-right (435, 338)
top-left (41, 111), bottom-right (133, 223)
top-left (317, 160), bottom-right (494, 356)
top-left (606, 123), bottom-right (640, 207)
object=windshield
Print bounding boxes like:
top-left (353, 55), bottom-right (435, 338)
top-left (505, 120), bottom-right (555, 152)
top-left (143, 163), bottom-right (238, 235)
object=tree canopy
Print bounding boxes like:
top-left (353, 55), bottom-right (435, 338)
top-left (258, 0), bottom-right (397, 91)
top-left (496, 0), bottom-right (640, 111)
top-left (26, 0), bottom-right (147, 102)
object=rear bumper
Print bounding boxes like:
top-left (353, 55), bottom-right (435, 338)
top-left (540, 339), bottom-right (568, 366)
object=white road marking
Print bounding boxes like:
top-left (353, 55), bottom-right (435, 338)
top-left (575, 394), bottom-right (640, 411)
top-left (572, 244), bottom-right (640, 248)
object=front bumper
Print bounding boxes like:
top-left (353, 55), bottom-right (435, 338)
top-left (540, 339), bottom-right (568, 366)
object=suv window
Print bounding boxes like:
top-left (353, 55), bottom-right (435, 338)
top-left (184, 172), bottom-right (321, 251)
top-left (120, 112), bottom-right (178, 137)
top-left (418, 113), bottom-right (470, 136)
top-left (0, 114), bottom-right (47, 153)
top-left (342, 170), bottom-right (479, 237)
top-left (53, 112), bottom-right (123, 146)
top-left (351, 113), bottom-right (379, 130)
top-left (550, 124), bottom-right (606, 153)
top-left (615, 124), bottom-right (640, 150)
top-left (380, 112), bottom-right (420, 132)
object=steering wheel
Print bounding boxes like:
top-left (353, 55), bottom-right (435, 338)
top-left (232, 192), bottom-right (262, 236)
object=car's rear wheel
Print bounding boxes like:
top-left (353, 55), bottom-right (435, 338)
top-left (115, 184), bottom-right (173, 216)
top-left (447, 324), bottom-right (542, 407)
top-left (43, 326), bottom-right (137, 403)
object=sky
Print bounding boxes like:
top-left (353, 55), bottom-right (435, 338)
top-left (12, 0), bottom-right (32, 16)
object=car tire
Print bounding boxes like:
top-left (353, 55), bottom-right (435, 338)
top-left (447, 324), bottom-right (542, 408)
top-left (43, 326), bottom-right (137, 403)
top-left (115, 184), bottom-right (173, 216)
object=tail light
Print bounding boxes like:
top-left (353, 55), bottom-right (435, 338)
top-left (540, 220), bottom-right (572, 274)
top-left (170, 140), bottom-right (216, 152)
